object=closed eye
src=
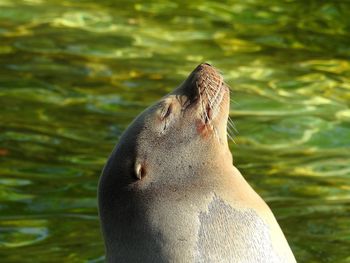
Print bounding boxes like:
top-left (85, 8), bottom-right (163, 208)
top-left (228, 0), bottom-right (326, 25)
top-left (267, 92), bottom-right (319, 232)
top-left (162, 104), bottom-right (172, 119)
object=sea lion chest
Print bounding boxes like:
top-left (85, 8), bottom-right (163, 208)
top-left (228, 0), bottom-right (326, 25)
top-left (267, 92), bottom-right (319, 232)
top-left (138, 177), bottom-right (284, 263)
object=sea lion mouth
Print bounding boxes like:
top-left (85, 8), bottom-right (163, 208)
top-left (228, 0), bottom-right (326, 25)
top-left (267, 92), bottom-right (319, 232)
top-left (193, 63), bottom-right (226, 124)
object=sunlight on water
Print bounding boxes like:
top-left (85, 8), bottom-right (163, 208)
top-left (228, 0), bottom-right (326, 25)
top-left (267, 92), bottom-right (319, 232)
top-left (0, 219), bottom-right (48, 248)
top-left (0, 0), bottom-right (349, 262)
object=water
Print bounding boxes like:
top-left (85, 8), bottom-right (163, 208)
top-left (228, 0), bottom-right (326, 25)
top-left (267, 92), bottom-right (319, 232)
top-left (0, 0), bottom-right (349, 262)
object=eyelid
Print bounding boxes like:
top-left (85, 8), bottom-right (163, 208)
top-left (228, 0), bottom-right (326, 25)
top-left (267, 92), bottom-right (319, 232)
top-left (161, 104), bottom-right (172, 120)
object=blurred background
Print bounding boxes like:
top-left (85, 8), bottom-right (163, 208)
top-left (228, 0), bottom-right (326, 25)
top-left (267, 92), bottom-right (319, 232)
top-left (0, 0), bottom-right (349, 262)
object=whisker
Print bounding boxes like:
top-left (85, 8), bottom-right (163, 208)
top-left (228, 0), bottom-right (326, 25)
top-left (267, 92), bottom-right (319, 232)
top-left (197, 69), bottom-right (236, 145)
top-left (203, 88), bottom-right (215, 109)
top-left (227, 116), bottom-right (238, 134)
top-left (227, 131), bottom-right (236, 144)
top-left (198, 82), bottom-right (209, 123)
top-left (230, 97), bottom-right (239, 105)
top-left (205, 87), bottom-right (222, 119)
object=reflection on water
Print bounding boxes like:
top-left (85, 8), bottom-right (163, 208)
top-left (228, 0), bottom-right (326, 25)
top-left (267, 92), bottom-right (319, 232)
top-left (0, 0), bottom-right (349, 262)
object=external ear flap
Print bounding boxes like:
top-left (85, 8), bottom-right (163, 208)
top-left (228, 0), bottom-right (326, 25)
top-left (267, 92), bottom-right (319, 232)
top-left (134, 162), bottom-right (145, 180)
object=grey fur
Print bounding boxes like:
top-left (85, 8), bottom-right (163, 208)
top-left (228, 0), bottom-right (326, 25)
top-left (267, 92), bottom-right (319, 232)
top-left (196, 195), bottom-right (282, 263)
top-left (98, 64), bottom-right (296, 263)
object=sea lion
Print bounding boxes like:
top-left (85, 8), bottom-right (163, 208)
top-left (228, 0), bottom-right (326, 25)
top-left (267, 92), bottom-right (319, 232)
top-left (98, 63), bottom-right (296, 262)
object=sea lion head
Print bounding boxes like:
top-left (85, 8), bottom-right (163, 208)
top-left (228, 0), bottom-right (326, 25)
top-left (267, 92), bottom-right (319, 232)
top-left (118, 63), bottom-right (230, 183)
top-left (100, 63), bottom-right (231, 189)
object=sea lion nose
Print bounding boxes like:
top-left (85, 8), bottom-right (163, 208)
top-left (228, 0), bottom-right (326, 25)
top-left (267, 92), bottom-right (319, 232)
top-left (197, 63), bottom-right (212, 70)
top-left (196, 63), bottom-right (219, 80)
top-left (174, 63), bottom-right (220, 99)
top-left (189, 63), bottom-right (220, 87)
top-left (193, 63), bottom-right (214, 76)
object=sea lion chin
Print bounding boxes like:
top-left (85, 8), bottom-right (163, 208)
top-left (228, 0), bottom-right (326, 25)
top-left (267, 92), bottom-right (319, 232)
top-left (98, 63), bottom-right (296, 263)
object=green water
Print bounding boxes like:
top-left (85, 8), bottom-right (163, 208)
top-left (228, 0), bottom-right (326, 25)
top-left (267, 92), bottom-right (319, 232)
top-left (0, 0), bottom-right (349, 262)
